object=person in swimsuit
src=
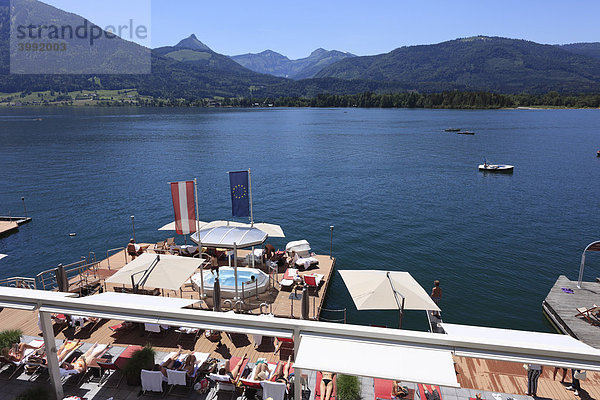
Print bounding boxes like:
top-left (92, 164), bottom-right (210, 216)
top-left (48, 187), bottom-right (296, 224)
top-left (181, 352), bottom-right (197, 377)
top-left (391, 381), bottom-right (408, 399)
top-left (217, 353), bottom-right (247, 381)
top-left (160, 345), bottom-right (185, 377)
top-left (320, 371), bottom-right (336, 400)
top-left (272, 356), bottom-right (294, 390)
top-left (60, 341), bottom-right (109, 375)
top-left (0, 341), bottom-right (42, 362)
top-left (254, 359), bottom-right (270, 381)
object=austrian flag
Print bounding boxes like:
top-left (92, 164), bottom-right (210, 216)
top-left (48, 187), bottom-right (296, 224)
top-left (170, 181), bottom-right (196, 235)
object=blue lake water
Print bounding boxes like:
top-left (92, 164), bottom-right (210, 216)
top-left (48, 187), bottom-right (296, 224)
top-left (1, 107), bottom-right (600, 332)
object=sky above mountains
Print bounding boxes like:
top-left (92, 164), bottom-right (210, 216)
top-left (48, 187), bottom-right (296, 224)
top-left (42, 0), bottom-right (599, 59)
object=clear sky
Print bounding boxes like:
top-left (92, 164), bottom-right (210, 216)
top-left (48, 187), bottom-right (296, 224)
top-left (42, 0), bottom-right (599, 59)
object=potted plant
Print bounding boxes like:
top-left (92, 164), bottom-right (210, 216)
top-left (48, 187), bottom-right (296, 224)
top-left (0, 329), bottom-right (23, 350)
top-left (123, 345), bottom-right (155, 386)
top-left (337, 374), bottom-right (361, 400)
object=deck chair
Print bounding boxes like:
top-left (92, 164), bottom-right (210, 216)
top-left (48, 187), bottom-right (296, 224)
top-left (374, 379), bottom-right (413, 400)
top-left (315, 371), bottom-right (337, 400)
top-left (274, 337), bottom-right (294, 356)
top-left (154, 241), bottom-right (167, 254)
top-left (0, 339), bottom-right (44, 380)
top-left (208, 356), bottom-right (249, 396)
top-left (239, 360), bottom-right (279, 395)
top-left (303, 273), bottom-right (324, 293)
top-left (63, 343), bottom-right (110, 386)
top-left (575, 304), bottom-right (600, 324)
top-left (417, 384), bottom-right (442, 400)
top-left (166, 353), bottom-right (210, 398)
top-left (279, 268), bottom-right (298, 289)
top-left (261, 380), bottom-right (287, 400)
top-left (145, 323), bottom-right (168, 337)
top-left (175, 327), bottom-right (201, 347)
top-left (166, 237), bottom-right (176, 247)
top-left (141, 369), bottom-right (165, 395)
top-left (96, 359), bottom-right (123, 388)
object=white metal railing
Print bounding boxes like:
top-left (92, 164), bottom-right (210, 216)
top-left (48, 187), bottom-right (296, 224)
top-left (106, 247), bottom-right (127, 270)
top-left (0, 276), bottom-right (36, 289)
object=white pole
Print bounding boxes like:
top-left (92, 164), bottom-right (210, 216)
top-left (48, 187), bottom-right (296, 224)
top-left (293, 327), bottom-right (302, 400)
top-left (234, 242), bottom-right (239, 300)
top-left (194, 178), bottom-right (205, 299)
top-left (39, 311), bottom-right (63, 400)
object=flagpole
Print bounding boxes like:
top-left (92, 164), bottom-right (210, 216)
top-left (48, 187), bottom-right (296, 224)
top-left (248, 168), bottom-right (254, 226)
top-left (248, 169), bottom-right (255, 268)
top-left (194, 178), bottom-right (205, 299)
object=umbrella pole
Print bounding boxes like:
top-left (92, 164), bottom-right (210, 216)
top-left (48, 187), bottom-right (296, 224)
top-left (194, 178), bottom-right (205, 299)
top-left (387, 272), bottom-right (405, 329)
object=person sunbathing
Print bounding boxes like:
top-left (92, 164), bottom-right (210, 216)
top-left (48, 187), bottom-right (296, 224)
top-left (272, 356), bottom-right (294, 390)
top-left (160, 345), bottom-right (196, 377)
top-left (320, 371), bottom-right (336, 400)
top-left (0, 342), bottom-right (42, 362)
top-left (60, 342), bottom-right (109, 375)
top-left (217, 353), bottom-right (247, 381)
top-left (391, 381), bottom-right (409, 399)
top-left (253, 359), bottom-right (270, 381)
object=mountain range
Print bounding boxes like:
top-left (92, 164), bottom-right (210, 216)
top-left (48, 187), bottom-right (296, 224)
top-left (230, 48), bottom-right (356, 79)
top-left (1, 0), bottom-right (600, 99)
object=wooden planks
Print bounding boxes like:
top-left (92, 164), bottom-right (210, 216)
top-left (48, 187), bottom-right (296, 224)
top-left (455, 355), bottom-right (600, 399)
top-left (0, 221), bottom-right (18, 235)
top-left (543, 275), bottom-right (600, 348)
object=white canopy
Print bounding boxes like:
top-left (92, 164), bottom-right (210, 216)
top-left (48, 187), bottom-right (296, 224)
top-left (191, 226), bottom-right (268, 249)
top-left (442, 323), bottom-right (600, 369)
top-left (158, 220), bottom-right (208, 231)
top-left (75, 292), bottom-right (199, 309)
top-left (294, 333), bottom-right (460, 387)
top-left (105, 253), bottom-right (202, 291)
top-left (340, 270), bottom-right (440, 311)
top-left (159, 220), bottom-right (284, 238)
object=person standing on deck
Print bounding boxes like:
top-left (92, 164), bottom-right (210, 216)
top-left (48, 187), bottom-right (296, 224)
top-left (431, 280), bottom-right (442, 317)
top-left (525, 364), bottom-right (543, 397)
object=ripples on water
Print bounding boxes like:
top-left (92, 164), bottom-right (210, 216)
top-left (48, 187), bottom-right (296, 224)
top-left (1, 107), bottom-right (600, 332)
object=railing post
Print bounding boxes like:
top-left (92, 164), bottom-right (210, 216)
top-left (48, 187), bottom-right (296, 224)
top-left (39, 311), bottom-right (63, 400)
top-left (293, 327), bottom-right (302, 400)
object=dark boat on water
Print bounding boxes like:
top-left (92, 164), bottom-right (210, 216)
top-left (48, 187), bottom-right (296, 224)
top-left (457, 131), bottom-right (475, 135)
top-left (444, 128), bottom-right (460, 132)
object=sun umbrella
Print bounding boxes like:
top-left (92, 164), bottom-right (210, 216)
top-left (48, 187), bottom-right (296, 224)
top-left (339, 270), bottom-right (440, 328)
top-left (158, 220), bottom-right (208, 231)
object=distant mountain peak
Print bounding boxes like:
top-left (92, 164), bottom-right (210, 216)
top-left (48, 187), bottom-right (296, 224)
top-left (175, 34), bottom-right (212, 52)
top-left (310, 48), bottom-right (327, 56)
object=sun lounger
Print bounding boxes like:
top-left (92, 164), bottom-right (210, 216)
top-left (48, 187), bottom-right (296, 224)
top-left (0, 339), bottom-right (44, 379)
top-left (575, 304), bottom-right (600, 324)
top-left (303, 273), bottom-right (324, 292)
top-left (239, 360), bottom-right (279, 389)
top-left (280, 268), bottom-right (298, 289)
top-left (374, 379), bottom-right (414, 400)
top-left (315, 371), bottom-right (337, 400)
top-left (296, 256), bottom-right (318, 270)
top-left (63, 343), bottom-right (110, 385)
top-left (208, 356), bottom-right (249, 392)
top-left (417, 383), bottom-right (442, 400)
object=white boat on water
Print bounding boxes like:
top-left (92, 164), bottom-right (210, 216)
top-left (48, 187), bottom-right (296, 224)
top-left (478, 162), bottom-right (514, 172)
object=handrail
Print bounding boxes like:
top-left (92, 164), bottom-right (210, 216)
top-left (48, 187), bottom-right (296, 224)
top-left (106, 247), bottom-right (126, 270)
top-left (0, 277), bottom-right (36, 289)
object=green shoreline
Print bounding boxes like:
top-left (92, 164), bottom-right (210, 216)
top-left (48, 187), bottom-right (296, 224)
top-left (2, 89), bottom-right (600, 110)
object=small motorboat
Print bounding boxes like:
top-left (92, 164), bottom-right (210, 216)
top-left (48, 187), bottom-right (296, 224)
top-left (444, 128), bottom-right (460, 132)
top-left (457, 131), bottom-right (475, 135)
top-left (478, 162), bottom-right (514, 172)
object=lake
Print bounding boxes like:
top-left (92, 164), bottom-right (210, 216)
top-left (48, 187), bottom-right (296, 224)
top-left (1, 107), bottom-right (599, 332)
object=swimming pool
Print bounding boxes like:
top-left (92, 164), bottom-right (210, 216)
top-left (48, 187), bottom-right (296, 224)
top-left (191, 266), bottom-right (270, 298)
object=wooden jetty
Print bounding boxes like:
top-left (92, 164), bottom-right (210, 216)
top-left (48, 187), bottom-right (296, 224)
top-left (543, 275), bottom-right (600, 348)
top-left (0, 216), bottom-right (31, 236)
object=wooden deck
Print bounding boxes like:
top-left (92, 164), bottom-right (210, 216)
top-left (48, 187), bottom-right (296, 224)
top-left (543, 275), bottom-right (600, 348)
top-left (0, 221), bottom-right (18, 236)
top-left (455, 355), bottom-right (600, 399)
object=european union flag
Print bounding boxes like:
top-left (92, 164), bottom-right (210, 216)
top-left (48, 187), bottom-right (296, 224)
top-left (229, 170), bottom-right (250, 217)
